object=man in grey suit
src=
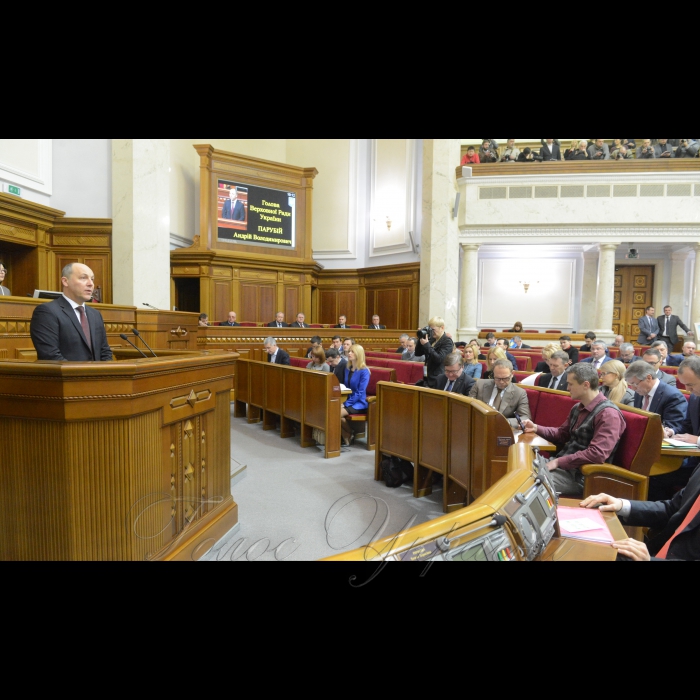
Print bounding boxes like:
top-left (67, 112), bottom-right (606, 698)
top-left (588, 139), bottom-right (610, 161)
top-left (636, 139), bottom-right (656, 159)
top-left (469, 359), bottom-right (531, 429)
top-left (657, 305), bottom-right (691, 353)
top-left (654, 138), bottom-right (675, 159)
top-left (637, 306), bottom-right (660, 345)
top-left (30, 263), bottom-right (113, 362)
top-left (641, 348), bottom-right (677, 387)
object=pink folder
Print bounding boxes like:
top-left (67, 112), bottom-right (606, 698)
top-left (557, 506), bottom-right (616, 544)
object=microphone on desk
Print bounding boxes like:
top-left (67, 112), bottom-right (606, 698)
top-left (436, 514), bottom-right (509, 552)
top-left (120, 333), bottom-right (149, 358)
top-left (142, 302), bottom-right (160, 311)
top-left (132, 328), bottom-right (157, 357)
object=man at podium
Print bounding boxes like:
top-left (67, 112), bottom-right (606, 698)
top-left (30, 263), bottom-right (113, 362)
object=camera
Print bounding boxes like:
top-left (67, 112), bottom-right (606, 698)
top-left (417, 326), bottom-right (433, 341)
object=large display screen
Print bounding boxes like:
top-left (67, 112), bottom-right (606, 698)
top-left (217, 179), bottom-right (296, 250)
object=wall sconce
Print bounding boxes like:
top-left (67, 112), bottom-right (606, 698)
top-left (385, 215), bottom-right (392, 231)
top-left (519, 279), bottom-right (539, 294)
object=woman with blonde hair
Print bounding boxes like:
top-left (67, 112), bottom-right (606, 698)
top-left (534, 342), bottom-right (563, 373)
top-left (483, 346), bottom-right (508, 380)
top-left (599, 359), bottom-right (635, 405)
top-left (341, 344), bottom-right (371, 446)
top-left (462, 344), bottom-right (483, 379)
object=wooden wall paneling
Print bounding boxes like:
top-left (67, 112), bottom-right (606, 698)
top-left (286, 286), bottom-right (299, 318)
top-left (259, 285), bottom-right (276, 323)
top-left (399, 288), bottom-right (411, 330)
top-left (338, 291), bottom-right (357, 325)
top-left (320, 291), bottom-right (337, 325)
top-left (366, 290), bottom-right (376, 325)
top-left (214, 280), bottom-right (232, 323)
top-left (240, 284), bottom-right (259, 324)
top-left (376, 289), bottom-right (399, 330)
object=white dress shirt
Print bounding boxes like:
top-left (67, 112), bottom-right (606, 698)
top-left (62, 293), bottom-right (88, 325)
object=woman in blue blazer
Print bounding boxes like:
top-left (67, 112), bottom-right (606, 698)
top-left (461, 345), bottom-right (483, 379)
top-left (341, 344), bottom-right (371, 446)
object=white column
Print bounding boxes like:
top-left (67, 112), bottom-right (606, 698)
top-left (420, 139), bottom-right (461, 334)
top-left (112, 139), bottom-right (171, 309)
top-left (579, 251), bottom-right (599, 332)
top-left (458, 243), bottom-right (480, 340)
top-left (670, 251), bottom-right (691, 337)
top-left (594, 243), bottom-right (619, 343)
top-left (691, 244), bottom-right (700, 330)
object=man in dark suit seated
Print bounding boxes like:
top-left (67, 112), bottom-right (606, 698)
top-left (580, 341), bottom-right (610, 371)
top-left (396, 333), bottom-right (409, 354)
top-left (626, 361), bottom-right (687, 433)
top-left (370, 315), bottom-right (386, 330)
top-left (495, 339), bottom-right (519, 369)
top-left (559, 336), bottom-right (579, 364)
top-left (325, 348), bottom-right (347, 384)
top-left (641, 348), bottom-right (677, 387)
top-left (267, 312), bottom-right (289, 328)
top-left (483, 332), bottom-right (497, 348)
top-left (469, 359), bottom-right (531, 428)
top-left (436, 352), bottom-right (476, 396)
top-left (334, 315), bottom-right (348, 329)
top-left (221, 187), bottom-right (245, 220)
top-left (618, 343), bottom-right (637, 365)
top-left (537, 351), bottom-right (571, 391)
top-left (30, 262), bottom-right (113, 362)
top-left (290, 313), bottom-right (308, 328)
top-left (668, 340), bottom-right (697, 367)
top-left (521, 364), bottom-right (626, 498)
top-left (220, 311), bottom-right (240, 327)
top-left (510, 335), bottom-right (531, 350)
top-left (263, 337), bottom-right (290, 365)
top-left (657, 305), bottom-right (691, 354)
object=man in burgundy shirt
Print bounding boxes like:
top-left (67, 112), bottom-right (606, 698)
top-left (521, 363), bottom-right (626, 498)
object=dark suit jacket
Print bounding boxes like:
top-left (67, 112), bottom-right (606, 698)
top-left (537, 372), bottom-right (569, 392)
top-left (267, 321), bottom-right (289, 327)
top-left (30, 296), bottom-right (113, 362)
top-left (633, 380), bottom-right (687, 434)
top-left (435, 372), bottom-right (476, 397)
top-left (266, 348), bottom-right (290, 365)
top-left (370, 324), bottom-right (386, 330)
top-left (580, 354), bottom-right (610, 370)
top-left (290, 322), bottom-right (308, 328)
top-left (656, 369), bottom-right (677, 388)
top-left (468, 380), bottom-right (531, 428)
top-left (563, 347), bottom-right (580, 364)
top-left (625, 454), bottom-right (700, 560)
top-left (414, 333), bottom-right (454, 388)
top-left (331, 358), bottom-right (348, 384)
top-left (222, 198), bottom-right (245, 221)
top-left (637, 314), bottom-right (660, 345)
top-left (334, 324), bottom-right (349, 329)
top-left (540, 143), bottom-right (562, 161)
top-left (511, 344), bottom-right (531, 350)
top-left (657, 314), bottom-right (690, 345)
top-left (667, 354), bottom-right (687, 367)
top-left (220, 321), bottom-right (240, 327)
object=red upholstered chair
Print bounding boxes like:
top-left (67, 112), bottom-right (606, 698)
top-left (546, 330), bottom-right (562, 334)
top-left (309, 324), bottom-right (324, 328)
top-left (289, 357), bottom-right (309, 368)
top-left (380, 359), bottom-right (424, 385)
top-left (524, 330), bottom-right (539, 333)
top-left (481, 329), bottom-right (497, 333)
top-left (479, 361), bottom-right (488, 375)
top-left (608, 348), bottom-right (619, 359)
top-left (239, 322), bottom-right (258, 327)
top-left (513, 371), bottom-right (534, 384)
top-left (348, 325), bottom-right (363, 329)
top-left (579, 351), bottom-right (592, 361)
top-left (511, 356), bottom-right (532, 371)
top-left (213, 322), bottom-right (221, 326)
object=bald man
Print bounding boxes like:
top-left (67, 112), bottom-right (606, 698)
top-left (30, 263), bottom-right (113, 361)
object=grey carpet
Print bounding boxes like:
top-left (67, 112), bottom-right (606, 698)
top-left (200, 408), bottom-right (445, 561)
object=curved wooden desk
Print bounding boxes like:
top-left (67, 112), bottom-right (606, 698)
top-left (0, 352), bottom-right (237, 561)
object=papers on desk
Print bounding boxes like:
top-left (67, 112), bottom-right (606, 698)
top-left (662, 438), bottom-right (699, 449)
top-left (557, 506), bottom-right (615, 544)
top-left (339, 384), bottom-right (348, 391)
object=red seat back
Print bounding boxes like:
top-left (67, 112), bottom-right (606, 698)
top-left (479, 361), bottom-right (488, 374)
top-left (615, 410), bottom-right (650, 471)
top-left (579, 352), bottom-right (591, 361)
top-left (289, 357), bottom-right (309, 369)
top-left (521, 386), bottom-right (577, 428)
top-left (239, 322), bottom-right (258, 327)
top-left (546, 330), bottom-right (562, 334)
top-left (366, 367), bottom-right (395, 396)
top-left (512, 356), bottom-right (531, 371)
top-left (607, 348), bottom-right (619, 358)
top-left (381, 359), bottom-right (424, 385)
top-left (514, 371), bottom-right (534, 384)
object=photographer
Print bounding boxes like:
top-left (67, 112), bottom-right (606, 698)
top-left (414, 316), bottom-right (454, 389)
top-left (636, 139), bottom-right (656, 159)
top-left (500, 138), bottom-right (520, 163)
top-left (587, 139), bottom-right (610, 161)
top-left (479, 139), bottom-right (500, 163)
top-left (675, 139), bottom-right (699, 158)
top-left (517, 147), bottom-right (543, 162)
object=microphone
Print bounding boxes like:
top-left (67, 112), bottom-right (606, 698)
top-left (436, 514), bottom-right (509, 552)
top-left (132, 329), bottom-right (157, 358)
top-left (142, 302), bottom-right (159, 311)
top-left (120, 334), bottom-right (148, 358)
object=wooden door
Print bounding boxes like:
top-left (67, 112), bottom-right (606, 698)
top-left (612, 265), bottom-right (654, 340)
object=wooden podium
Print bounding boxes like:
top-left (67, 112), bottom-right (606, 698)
top-left (0, 352), bottom-right (237, 561)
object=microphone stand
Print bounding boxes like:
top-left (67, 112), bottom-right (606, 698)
top-left (120, 334), bottom-right (148, 358)
top-left (132, 329), bottom-right (157, 358)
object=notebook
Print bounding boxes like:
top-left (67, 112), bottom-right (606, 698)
top-left (557, 506), bottom-right (615, 544)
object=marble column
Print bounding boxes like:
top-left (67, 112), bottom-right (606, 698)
top-left (669, 251), bottom-right (691, 336)
top-left (594, 243), bottom-right (620, 343)
top-left (692, 244), bottom-right (700, 328)
top-left (458, 243), bottom-right (480, 341)
top-left (112, 139), bottom-right (171, 310)
top-left (420, 139), bottom-right (461, 333)
top-left (579, 251), bottom-right (599, 333)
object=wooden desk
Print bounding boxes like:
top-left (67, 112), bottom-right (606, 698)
top-left (651, 447), bottom-right (699, 476)
top-left (514, 431), bottom-right (556, 452)
top-left (539, 498), bottom-right (626, 562)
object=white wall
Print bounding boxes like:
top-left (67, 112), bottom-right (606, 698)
top-left (0, 139), bottom-right (53, 206)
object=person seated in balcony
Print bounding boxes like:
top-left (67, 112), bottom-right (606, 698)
top-left (540, 138), bottom-right (562, 161)
top-left (675, 139), bottom-right (699, 158)
top-left (611, 139), bottom-right (634, 159)
top-left (460, 146), bottom-right (480, 165)
top-left (479, 139), bottom-right (500, 163)
top-left (522, 363), bottom-right (626, 498)
top-left (220, 311), bottom-right (240, 327)
top-left (563, 139), bottom-right (580, 160)
top-left (517, 147), bottom-right (542, 162)
top-left (198, 313), bottom-right (210, 327)
top-left (598, 360), bottom-right (635, 405)
top-left (612, 146), bottom-right (633, 160)
top-left (500, 138), bottom-right (520, 163)
top-left (636, 139), bottom-right (656, 159)
top-left (654, 138), bottom-right (675, 159)
top-left (508, 321), bottom-right (524, 334)
top-left (588, 138), bottom-right (611, 161)
top-left (306, 347), bottom-right (330, 372)
top-left (0, 262), bottom-right (10, 296)
top-left (566, 140), bottom-right (590, 160)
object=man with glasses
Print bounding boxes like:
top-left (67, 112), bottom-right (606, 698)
top-left (469, 359), bottom-right (530, 428)
top-left (435, 352), bottom-right (476, 396)
top-left (522, 363), bottom-right (626, 498)
top-left (641, 348), bottom-right (677, 387)
top-left (626, 361), bottom-right (686, 435)
top-left (618, 343), bottom-right (637, 365)
top-left (0, 262), bottom-right (10, 296)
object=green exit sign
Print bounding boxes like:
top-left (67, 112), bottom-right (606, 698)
top-left (7, 185), bottom-right (21, 196)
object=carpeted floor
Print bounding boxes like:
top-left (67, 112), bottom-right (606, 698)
top-left (200, 408), bottom-right (445, 561)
